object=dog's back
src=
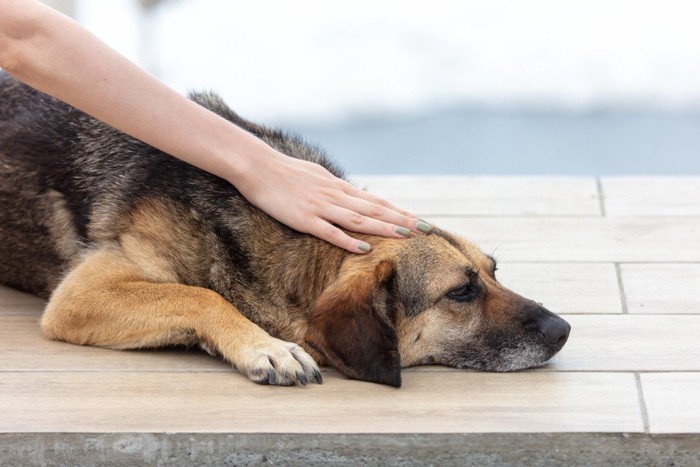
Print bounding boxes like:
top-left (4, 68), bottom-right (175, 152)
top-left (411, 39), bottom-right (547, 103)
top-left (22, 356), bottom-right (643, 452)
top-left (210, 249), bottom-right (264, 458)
top-left (0, 71), bottom-right (342, 297)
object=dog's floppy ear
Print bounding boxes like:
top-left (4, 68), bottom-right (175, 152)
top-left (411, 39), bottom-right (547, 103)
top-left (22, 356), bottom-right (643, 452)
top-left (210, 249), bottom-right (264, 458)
top-left (305, 260), bottom-right (401, 387)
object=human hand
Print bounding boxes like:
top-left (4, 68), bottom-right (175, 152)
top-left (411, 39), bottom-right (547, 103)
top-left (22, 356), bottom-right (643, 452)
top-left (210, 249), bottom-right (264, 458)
top-left (232, 150), bottom-right (431, 254)
top-left (0, 0), bottom-right (425, 254)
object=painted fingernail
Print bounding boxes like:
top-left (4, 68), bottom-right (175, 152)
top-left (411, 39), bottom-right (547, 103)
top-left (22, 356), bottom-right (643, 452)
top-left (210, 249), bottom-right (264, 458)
top-left (394, 226), bottom-right (411, 237)
top-left (358, 241), bottom-right (372, 253)
top-left (416, 221), bottom-right (432, 234)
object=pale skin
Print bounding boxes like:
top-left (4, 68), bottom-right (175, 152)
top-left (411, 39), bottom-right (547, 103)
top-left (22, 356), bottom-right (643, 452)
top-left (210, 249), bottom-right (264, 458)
top-left (0, 0), bottom-right (430, 254)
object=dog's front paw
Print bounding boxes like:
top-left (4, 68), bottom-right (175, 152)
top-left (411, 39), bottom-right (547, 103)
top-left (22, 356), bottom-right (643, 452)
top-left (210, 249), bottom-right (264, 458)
top-left (236, 337), bottom-right (323, 386)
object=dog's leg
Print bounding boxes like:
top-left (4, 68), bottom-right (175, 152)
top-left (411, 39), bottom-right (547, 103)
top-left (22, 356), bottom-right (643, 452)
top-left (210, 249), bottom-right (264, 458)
top-left (41, 249), bottom-right (321, 385)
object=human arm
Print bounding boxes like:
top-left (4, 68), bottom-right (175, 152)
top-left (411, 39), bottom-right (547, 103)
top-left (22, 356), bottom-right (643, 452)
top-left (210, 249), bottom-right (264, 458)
top-left (0, 0), bottom-right (428, 253)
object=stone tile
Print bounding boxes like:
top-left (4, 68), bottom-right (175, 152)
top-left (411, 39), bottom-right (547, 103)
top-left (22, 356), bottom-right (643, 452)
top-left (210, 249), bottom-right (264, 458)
top-left (497, 263), bottom-right (622, 314)
top-left (353, 176), bottom-right (600, 216)
top-left (621, 264), bottom-right (700, 314)
top-left (0, 316), bottom-right (230, 372)
top-left (1, 175), bottom-right (697, 439)
top-left (8, 314), bottom-right (696, 375)
top-left (434, 217), bottom-right (700, 262)
top-left (642, 373), bottom-right (700, 433)
top-left (602, 177), bottom-right (700, 216)
top-left (0, 304), bottom-right (43, 316)
top-left (0, 372), bottom-right (642, 433)
top-left (545, 315), bottom-right (700, 372)
top-left (0, 285), bottom-right (43, 305)
top-left (0, 285), bottom-right (45, 316)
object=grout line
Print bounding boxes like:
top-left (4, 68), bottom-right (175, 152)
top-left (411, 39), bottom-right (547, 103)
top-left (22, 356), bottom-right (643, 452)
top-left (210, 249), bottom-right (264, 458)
top-left (418, 214), bottom-right (607, 219)
top-left (0, 313), bottom-right (42, 316)
top-left (406, 369), bottom-right (700, 373)
top-left (615, 263), bottom-right (629, 314)
top-left (557, 313), bottom-right (700, 316)
top-left (492, 261), bottom-right (700, 265)
top-left (635, 373), bottom-right (651, 434)
top-left (2, 369), bottom-right (699, 374)
top-left (0, 369), bottom-right (235, 374)
top-left (5, 312), bottom-right (700, 319)
top-left (439, 260), bottom-right (700, 265)
top-left (427, 214), bottom-right (700, 219)
top-left (0, 261), bottom-right (695, 278)
top-left (596, 177), bottom-right (607, 217)
top-left (419, 215), bottom-right (700, 222)
top-left (465, 260), bottom-right (700, 265)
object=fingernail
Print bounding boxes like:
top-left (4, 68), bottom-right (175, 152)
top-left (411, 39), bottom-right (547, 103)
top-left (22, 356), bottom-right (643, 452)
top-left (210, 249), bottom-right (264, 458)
top-left (358, 241), bottom-right (372, 253)
top-left (416, 221), bottom-right (432, 234)
top-left (394, 226), bottom-right (411, 237)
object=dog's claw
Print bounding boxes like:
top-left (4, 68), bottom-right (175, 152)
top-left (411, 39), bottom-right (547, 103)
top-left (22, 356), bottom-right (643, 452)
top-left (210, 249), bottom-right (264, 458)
top-left (238, 338), bottom-right (322, 387)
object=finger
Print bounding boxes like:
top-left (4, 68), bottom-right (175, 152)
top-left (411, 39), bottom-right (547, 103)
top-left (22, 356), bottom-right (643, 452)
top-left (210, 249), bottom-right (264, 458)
top-left (335, 187), bottom-right (432, 234)
top-left (324, 205), bottom-right (415, 240)
top-left (346, 195), bottom-right (432, 233)
top-left (342, 184), bottom-right (417, 219)
top-left (310, 219), bottom-right (372, 254)
top-left (340, 196), bottom-right (430, 235)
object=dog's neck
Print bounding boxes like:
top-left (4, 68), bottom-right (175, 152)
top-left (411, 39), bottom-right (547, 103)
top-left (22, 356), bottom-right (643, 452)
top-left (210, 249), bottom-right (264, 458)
top-left (267, 232), bottom-right (350, 309)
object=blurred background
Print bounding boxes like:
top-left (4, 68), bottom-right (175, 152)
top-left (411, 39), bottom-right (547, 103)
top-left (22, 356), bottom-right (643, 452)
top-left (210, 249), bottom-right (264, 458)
top-left (46, 0), bottom-right (700, 175)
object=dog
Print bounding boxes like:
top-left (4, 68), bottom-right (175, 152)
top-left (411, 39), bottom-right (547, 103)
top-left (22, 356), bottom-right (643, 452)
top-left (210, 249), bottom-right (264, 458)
top-left (0, 71), bottom-right (570, 387)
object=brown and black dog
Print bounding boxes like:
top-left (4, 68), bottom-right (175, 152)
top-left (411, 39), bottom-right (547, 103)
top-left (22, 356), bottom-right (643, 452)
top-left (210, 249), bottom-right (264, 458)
top-left (0, 71), bottom-right (570, 387)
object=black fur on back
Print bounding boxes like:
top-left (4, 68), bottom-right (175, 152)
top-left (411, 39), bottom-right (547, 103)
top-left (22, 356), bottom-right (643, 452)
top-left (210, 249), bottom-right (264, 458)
top-left (0, 70), bottom-right (344, 296)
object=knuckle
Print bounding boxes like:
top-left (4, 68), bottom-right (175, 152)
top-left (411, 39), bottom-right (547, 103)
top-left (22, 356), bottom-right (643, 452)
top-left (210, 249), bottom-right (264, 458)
top-left (398, 215), bottom-right (416, 229)
top-left (330, 179), bottom-right (348, 194)
top-left (320, 185), bottom-right (337, 199)
top-left (371, 196), bottom-right (391, 208)
top-left (321, 223), bottom-right (342, 241)
top-left (350, 212), bottom-right (366, 225)
top-left (368, 204), bottom-right (385, 218)
top-left (335, 178), bottom-right (352, 189)
top-left (314, 221), bottom-right (356, 251)
top-left (320, 224), bottom-right (345, 246)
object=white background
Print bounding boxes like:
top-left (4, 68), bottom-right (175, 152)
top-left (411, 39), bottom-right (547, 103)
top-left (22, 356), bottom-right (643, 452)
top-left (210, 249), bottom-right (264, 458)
top-left (78, 0), bottom-right (700, 124)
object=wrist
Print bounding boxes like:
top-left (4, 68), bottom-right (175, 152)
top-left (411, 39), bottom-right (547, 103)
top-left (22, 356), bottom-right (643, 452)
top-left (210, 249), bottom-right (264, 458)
top-left (213, 123), bottom-right (281, 195)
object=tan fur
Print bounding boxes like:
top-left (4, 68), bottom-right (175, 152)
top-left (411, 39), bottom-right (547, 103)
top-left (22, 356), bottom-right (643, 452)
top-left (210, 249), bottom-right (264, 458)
top-left (38, 202), bottom-right (566, 386)
top-left (41, 248), bottom-right (319, 385)
top-left (44, 190), bottom-right (81, 263)
top-left (119, 198), bottom-right (211, 284)
top-left (2, 73), bottom-right (568, 387)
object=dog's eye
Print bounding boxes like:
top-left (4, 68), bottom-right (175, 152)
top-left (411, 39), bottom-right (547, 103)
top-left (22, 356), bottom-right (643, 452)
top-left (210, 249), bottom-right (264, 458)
top-left (447, 284), bottom-right (474, 302)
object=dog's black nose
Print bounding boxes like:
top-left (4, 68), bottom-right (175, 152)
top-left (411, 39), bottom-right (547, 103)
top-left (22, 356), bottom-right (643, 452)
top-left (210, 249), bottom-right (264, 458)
top-left (520, 304), bottom-right (571, 352)
top-left (538, 314), bottom-right (571, 351)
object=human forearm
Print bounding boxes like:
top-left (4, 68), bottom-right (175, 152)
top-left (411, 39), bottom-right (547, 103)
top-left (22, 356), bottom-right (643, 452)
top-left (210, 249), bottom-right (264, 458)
top-left (0, 0), bottom-right (261, 184)
top-left (0, 0), bottom-right (426, 253)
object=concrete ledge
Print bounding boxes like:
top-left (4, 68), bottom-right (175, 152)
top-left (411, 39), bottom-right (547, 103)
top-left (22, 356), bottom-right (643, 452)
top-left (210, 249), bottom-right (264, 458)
top-left (2, 433), bottom-right (699, 466)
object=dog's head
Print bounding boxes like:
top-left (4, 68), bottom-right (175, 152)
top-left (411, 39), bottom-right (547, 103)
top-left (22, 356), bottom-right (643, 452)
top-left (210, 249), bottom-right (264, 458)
top-left (305, 228), bottom-right (570, 387)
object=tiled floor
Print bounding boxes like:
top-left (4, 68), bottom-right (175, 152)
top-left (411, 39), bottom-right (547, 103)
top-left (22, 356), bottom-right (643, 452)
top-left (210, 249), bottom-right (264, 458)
top-left (1, 176), bottom-right (699, 465)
